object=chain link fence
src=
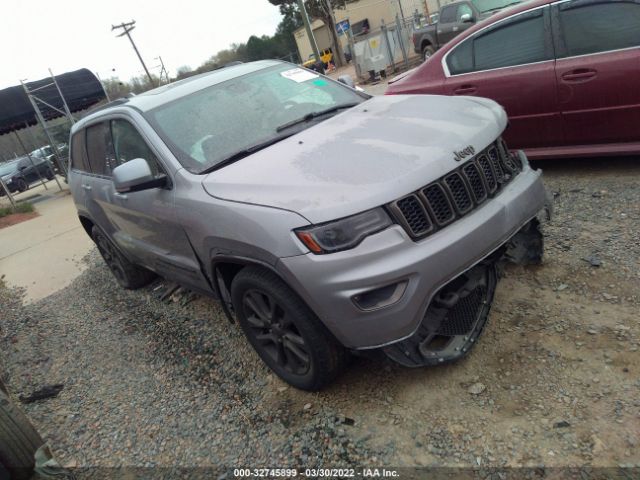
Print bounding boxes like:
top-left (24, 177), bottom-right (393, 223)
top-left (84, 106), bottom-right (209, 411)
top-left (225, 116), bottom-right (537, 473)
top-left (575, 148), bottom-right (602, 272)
top-left (347, 14), bottom-right (424, 82)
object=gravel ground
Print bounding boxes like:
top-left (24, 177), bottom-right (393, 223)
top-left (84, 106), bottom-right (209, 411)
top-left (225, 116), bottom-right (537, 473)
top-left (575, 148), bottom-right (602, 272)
top-left (1, 156), bottom-right (639, 474)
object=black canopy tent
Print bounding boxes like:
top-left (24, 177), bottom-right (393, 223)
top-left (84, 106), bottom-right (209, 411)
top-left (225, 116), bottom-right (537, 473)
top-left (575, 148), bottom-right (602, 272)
top-left (0, 68), bottom-right (106, 136)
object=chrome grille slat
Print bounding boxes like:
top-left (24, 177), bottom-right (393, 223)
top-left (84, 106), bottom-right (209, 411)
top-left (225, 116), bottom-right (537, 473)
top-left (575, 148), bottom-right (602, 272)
top-left (387, 138), bottom-right (523, 241)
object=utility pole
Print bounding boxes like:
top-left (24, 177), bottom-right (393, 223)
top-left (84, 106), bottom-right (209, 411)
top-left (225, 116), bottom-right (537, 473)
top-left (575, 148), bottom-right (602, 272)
top-left (111, 20), bottom-right (155, 87)
top-left (397, 0), bottom-right (407, 24)
top-left (155, 56), bottom-right (169, 84)
top-left (325, 0), bottom-right (347, 67)
top-left (297, 0), bottom-right (321, 62)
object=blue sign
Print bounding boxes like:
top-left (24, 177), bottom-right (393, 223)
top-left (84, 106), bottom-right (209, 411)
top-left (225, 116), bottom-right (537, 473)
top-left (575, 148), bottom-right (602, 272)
top-left (336, 19), bottom-right (350, 36)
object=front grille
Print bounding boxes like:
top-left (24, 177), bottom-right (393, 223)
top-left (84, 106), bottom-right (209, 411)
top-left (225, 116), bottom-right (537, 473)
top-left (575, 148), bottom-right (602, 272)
top-left (388, 138), bottom-right (522, 241)
top-left (422, 184), bottom-right (455, 226)
top-left (394, 194), bottom-right (433, 237)
top-left (436, 285), bottom-right (486, 336)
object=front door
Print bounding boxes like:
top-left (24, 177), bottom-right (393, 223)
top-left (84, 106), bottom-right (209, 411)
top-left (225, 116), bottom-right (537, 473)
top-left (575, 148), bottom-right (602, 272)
top-left (552, 0), bottom-right (640, 146)
top-left (442, 6), bottom-right (563, 149)
top-left (83, 117), bottom-right (211, 292)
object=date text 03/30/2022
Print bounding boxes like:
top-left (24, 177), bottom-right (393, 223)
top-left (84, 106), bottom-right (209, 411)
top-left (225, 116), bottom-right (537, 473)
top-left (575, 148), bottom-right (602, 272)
top-left (233, 468), bottom-right (400, 477)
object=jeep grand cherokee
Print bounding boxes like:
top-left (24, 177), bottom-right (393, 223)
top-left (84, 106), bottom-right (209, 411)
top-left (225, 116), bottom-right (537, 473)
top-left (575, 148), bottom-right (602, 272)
top-left (69, 60), bottom-right (551, 390)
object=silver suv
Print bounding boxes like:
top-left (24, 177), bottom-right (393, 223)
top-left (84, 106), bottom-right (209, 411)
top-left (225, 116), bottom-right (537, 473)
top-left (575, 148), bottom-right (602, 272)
top-left (69, 60), bottom-right (551, 390)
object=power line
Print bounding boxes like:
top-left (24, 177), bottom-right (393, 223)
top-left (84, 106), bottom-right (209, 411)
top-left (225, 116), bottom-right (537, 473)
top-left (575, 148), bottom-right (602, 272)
top-left (111, 20), bottom-right (155, 87)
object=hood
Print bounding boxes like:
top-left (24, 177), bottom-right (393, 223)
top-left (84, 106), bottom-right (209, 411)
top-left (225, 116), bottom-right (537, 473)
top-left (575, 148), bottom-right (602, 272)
top-left (202, 95), bottom-right (507, 224)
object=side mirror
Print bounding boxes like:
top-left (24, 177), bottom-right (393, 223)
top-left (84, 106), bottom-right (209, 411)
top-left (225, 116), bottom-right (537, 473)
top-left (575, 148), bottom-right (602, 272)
top-left (337, 75), bottom-right (356, 89)
top-left (112, 158), bottom-right (167, 193)
top-left (461, 13), bottom-right (474, 23)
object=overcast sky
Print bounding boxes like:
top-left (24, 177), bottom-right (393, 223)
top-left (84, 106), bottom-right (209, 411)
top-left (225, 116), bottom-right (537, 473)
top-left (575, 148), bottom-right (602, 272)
top-left (2, 0), bottom-right (283, 89)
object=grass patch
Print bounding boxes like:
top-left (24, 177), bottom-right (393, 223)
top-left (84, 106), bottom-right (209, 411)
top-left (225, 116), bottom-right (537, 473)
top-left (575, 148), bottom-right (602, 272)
top-left (0, 202), bottom-right (34, 218)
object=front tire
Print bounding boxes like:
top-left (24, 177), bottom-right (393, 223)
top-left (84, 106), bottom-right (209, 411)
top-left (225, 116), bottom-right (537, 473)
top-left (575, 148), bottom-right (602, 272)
top-left (422, 45), bottom-right (435, 62)
top-left (91, 226), bottom-right (155, 289)
top-left (231, 267), bottom-right (348, 391)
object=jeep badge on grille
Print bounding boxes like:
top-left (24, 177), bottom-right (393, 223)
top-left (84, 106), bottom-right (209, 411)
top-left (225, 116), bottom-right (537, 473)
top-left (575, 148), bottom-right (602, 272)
top-left (454, 146), bottom-right (475, 162)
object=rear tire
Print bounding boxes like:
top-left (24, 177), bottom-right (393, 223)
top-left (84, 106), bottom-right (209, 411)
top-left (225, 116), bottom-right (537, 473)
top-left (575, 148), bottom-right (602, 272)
top-left (231, 267), bottom-right (348, 391)
top-left (0, 387), bottom-right (45, 480)
top-left (91, 226), bottom-right (155, 289)
top-left (45, 169), bottom-right (55, 181)
top-left (422, 45), bottom-right (435, 62)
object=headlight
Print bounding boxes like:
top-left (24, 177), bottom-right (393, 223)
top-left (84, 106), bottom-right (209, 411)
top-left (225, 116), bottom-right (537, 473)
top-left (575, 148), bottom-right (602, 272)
top-left (295, 208), bottom-right (392, 254)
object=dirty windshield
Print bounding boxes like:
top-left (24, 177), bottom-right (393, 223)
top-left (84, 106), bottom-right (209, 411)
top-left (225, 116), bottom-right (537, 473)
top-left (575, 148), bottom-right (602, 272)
top-left (147, 64), bottom-right (366, 173)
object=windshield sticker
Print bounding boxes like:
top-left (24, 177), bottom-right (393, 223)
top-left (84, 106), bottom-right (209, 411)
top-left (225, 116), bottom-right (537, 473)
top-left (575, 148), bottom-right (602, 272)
top-left (312, 79), bottom-right (328, 86)
top-left (280, 68), bottom-right (319, 83)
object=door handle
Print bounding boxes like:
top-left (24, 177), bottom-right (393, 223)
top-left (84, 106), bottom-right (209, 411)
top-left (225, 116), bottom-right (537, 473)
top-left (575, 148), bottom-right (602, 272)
top-left (454, 85), bottom-right (477, 95)
top-left (561, 69), bottom-right (597, 82)
top-left (81, 184), bottom-right (92, 191)
top-left (114, 192), bottom-right (128, 200)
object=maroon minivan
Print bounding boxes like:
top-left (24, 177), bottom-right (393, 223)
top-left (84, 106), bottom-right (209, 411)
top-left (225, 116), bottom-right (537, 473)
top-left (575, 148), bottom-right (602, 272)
top-left (386, 0), bottom-right (640, 159)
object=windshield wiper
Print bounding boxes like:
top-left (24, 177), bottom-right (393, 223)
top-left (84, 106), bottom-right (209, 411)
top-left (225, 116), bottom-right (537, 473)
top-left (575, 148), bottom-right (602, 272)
top-left (275, 103), bottom-right (360, 133)
top-left (199, 132), bottom-right (297, 174)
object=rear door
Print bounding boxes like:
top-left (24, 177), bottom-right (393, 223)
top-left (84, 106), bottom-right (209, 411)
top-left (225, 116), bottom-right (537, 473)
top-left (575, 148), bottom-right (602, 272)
top-left (552, 0), bottom-right (640, 146)
top-left (68, 129), bottom-right (93, 218)
top-left (442, 5), bottom-right (563, 149)
top-left (84, 116), bottom-right (210, 291)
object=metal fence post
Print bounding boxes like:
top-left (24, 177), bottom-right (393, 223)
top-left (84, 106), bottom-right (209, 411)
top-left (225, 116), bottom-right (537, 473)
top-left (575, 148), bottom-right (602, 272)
top-left (0, 178), bottom-right (16, 209)
top-left (13, 131), bottom-right (48, 191)
top-left (381, 20), bottom-right (396, 72)
top-left (395, 13), bottom-right (410, 69)
top-left (347, 28), bottom-right (362, 81)
top-left (24, 122), bottom-right (63, 191)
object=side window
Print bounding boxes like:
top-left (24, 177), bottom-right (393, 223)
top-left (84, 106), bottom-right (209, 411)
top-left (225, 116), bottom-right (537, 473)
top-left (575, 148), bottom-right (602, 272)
top-left (447, 38), bottom-right (474, 74)
top-left (457, 3), bottom-right (474, 21)
top-left (111, 120), bottom-right (162, 176)
top-left (447, 8), bottom-right (550, 74)
top-left (70, 131), bottom-right (91, 172)
top-left (440, 5), bottom-right (456, 23)
top-left (558, 1), bottom-right (640, 57)
top-left (474, 10), bottom-right (548, 71)
top-left (85, 122), bottom-right (116, 176)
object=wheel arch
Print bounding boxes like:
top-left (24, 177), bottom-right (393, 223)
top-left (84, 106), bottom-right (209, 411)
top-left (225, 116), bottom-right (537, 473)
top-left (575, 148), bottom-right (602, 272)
top-left (78, 215), bottom-right (94, 239)
top-left (211, 256), bottom-right (283, 322)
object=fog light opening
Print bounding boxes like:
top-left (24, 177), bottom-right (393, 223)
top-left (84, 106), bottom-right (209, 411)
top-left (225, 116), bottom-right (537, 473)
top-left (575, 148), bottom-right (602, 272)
top-left (352, 281), bottom-right (408, 311)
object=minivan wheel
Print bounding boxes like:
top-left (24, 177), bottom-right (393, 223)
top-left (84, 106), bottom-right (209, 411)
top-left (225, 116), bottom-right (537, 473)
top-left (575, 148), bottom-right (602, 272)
top-left (91, 226), bottom-right (155, 289)
top-left (231, 267), bottom-right (348, 391)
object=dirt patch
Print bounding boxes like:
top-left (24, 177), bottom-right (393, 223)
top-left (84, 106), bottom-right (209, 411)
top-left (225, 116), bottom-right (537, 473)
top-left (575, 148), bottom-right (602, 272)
top-left (0, 211), bottom-right (39, 229)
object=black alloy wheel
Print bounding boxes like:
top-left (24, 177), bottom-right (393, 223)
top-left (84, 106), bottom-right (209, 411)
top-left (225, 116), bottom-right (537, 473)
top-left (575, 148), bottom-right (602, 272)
top-left (230, 267), bottom-right (348, 390)
top-left (91, 226), bottom-right (155, 289)
top-left (241, 289), bottom-right (311, 376)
